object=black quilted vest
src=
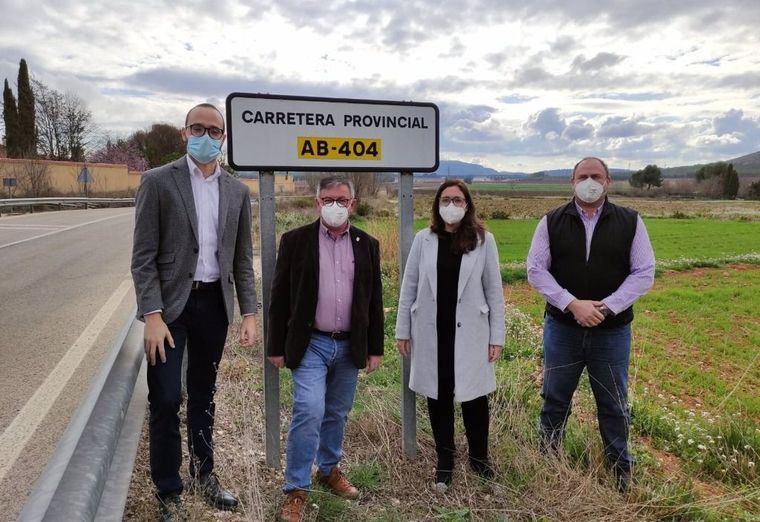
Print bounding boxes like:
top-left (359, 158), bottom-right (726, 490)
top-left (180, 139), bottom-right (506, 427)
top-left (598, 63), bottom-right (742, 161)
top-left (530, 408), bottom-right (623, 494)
top-left (545, 199), bottom-right (638, 328)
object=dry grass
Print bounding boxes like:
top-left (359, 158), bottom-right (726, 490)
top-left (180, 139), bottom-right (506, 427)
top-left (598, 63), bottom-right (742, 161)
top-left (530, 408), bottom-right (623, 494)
top-left (411, 194), bottom-right (760, 221)
top-left (123, 314), bottom-right (660, 522)
top-left (123, 199), bottom-right (759, 520)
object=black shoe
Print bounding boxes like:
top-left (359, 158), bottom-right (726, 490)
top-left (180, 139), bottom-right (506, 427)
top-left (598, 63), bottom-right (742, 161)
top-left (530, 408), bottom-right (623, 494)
top-left (434, 453), bottom-right (454, 493)
top-left (157, 493), bottom-right (187, 522)
top-left (616, 470), bottom-right (632, 494)
top-left (195, 472), bottom-right (239, 510)
top-left (433, 468), bottom-right (452, 493)
top-left (469, 457), bottom-right (494, 479)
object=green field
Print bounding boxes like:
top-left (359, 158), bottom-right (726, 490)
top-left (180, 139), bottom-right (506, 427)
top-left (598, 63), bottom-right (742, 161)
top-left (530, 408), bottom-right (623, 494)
top-left (414, 217), bottom-right (760, 265)
top-left (136, 205), bottom-right (759, 521)
top-left (405, 212), bottom-right (760, 517)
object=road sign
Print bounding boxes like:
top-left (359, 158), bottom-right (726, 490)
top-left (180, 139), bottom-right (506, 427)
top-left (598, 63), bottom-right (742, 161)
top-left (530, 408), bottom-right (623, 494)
top-left (2, 178), bottom-right (16, 187)
top-left (77, 166), bottom-right (94, 184)
top-left (226, 93), bottom-right (439, 172)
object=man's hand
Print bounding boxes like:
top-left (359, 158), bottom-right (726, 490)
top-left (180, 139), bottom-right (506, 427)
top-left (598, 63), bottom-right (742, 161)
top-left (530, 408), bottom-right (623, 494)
top-left (144, 313), bottom-right (174, 366)
top-left (595, 302), bottom-right (612, 317)
top-left (366, 355), bottom-right (383, 373)
top-left (488, 344), bottom-right (503, 363)
top-left (396, 339), bottom-right (410, 357)
top-left (239, 315), bottom-right (257, 347)
top-left (268, 356), bottom-right (285, 368)
top-left (567, 299), bottom-right (605, 327)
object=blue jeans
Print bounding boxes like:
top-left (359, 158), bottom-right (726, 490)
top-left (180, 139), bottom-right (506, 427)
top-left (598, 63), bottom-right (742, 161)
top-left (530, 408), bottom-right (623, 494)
top-left (540, 315), bottom-right (633, 474)
top-left (284, 333), bottom-right (359, 492)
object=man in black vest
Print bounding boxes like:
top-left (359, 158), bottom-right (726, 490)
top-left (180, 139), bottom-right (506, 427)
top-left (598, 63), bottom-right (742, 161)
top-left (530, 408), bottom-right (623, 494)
top-left (526, 157), bottom-right (655, 492)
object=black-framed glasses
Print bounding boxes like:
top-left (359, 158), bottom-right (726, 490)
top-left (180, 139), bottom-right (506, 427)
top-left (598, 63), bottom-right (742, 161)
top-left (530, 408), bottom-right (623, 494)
top-left (186, 123), bottom-right (224, 140)
top-left (440, 196), bottom-right (466, 207)
top-left (320, 197), bottom-right (352, 208)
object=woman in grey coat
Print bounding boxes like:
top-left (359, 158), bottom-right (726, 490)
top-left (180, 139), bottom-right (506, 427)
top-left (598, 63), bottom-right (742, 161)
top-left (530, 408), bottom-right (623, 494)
top-left (396, 180), bottom-right (505, 492)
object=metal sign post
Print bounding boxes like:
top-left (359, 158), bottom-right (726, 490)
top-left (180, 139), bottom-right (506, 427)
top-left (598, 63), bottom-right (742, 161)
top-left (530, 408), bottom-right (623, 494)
top-left (398, 171), bottom-right (416, 458)
top-left (78, 165), bottom-right (93, 208)
top-left (258, 171), bottom-right (280, 468)
top-left (226, 93), bottom-right (438, 467)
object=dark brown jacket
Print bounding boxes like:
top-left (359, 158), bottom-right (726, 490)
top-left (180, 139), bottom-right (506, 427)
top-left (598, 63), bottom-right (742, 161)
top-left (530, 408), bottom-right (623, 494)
top-left (267, 220), bottom-right (384, 369)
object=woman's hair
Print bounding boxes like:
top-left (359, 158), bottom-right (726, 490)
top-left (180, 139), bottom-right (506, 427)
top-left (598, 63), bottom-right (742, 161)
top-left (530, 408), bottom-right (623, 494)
top-left (430, 179), bottom-right (485, 254)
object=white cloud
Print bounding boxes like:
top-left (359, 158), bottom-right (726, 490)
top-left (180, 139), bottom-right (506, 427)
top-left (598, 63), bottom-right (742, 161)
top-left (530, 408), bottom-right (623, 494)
top-left (0, 0), bottom-right (758, 171)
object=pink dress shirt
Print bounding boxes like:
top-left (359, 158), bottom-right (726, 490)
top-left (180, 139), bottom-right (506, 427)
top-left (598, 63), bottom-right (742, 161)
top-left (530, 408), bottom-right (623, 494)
top-left (313, 222), bottom-right (355, 332)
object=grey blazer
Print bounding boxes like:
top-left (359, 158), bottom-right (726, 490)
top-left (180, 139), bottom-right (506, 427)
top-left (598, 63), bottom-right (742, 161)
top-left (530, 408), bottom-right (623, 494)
top-left (395, 228), bottom-right (505, 402)
top-left (131, 156), bottom-right (257, 324)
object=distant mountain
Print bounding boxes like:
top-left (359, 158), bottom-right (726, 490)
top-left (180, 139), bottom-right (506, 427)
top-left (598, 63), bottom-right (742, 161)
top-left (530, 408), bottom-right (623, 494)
top-left (428, 160), bottom-right (502, 177)
top-left (730, 150), bottom-right (760, 170)
top-left (426, 162), bottom-right (636, 180)
top-left (661, 150), bottom-right (760, 178)
top-left (242, 151), bottom-right (759, 180)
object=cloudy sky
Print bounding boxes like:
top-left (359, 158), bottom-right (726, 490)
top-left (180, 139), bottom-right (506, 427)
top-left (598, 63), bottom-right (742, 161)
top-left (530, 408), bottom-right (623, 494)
top-left (1, 0), bottom-right (759, 172)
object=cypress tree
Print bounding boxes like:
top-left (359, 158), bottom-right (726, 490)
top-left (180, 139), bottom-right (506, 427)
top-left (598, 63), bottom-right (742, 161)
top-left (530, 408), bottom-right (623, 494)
top-left (17, 59), bottom-right (36, 157)
top-left (724, 163), bottom-right (740, 200)
top-left (2, 79), bottom-right (19, 157)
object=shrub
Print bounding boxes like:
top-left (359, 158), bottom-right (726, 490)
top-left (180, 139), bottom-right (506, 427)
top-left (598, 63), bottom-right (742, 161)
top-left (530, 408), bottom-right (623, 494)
top-left (355, 200), bottom-right (372, 217)
top-left (747, 180), bottom-right (760, 201)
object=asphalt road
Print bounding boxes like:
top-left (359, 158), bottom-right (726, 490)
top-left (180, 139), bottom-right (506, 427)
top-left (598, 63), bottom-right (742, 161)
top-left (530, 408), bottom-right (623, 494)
top-left (0, 208), bottom-right (137, 519)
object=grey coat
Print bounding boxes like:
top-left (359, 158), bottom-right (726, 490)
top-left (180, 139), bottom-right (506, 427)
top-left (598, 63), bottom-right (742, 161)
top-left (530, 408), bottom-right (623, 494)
top-left (131, 156), bottom-right (257, 324)
top-left (395, 228), bottom-right (505, 402)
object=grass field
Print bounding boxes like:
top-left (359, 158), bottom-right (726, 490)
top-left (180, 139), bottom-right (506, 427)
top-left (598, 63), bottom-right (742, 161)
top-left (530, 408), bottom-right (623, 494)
top-left (412, 217), bottom-right (760, 266)
top-left (411, 194), bottom-right (760, 221)
top-left (125, 197), bottom-right (760, 521)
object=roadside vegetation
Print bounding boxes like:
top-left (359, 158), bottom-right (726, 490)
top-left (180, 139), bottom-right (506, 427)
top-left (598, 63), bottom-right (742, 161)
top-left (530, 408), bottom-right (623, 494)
top-left (125, 193), bottom-right (759, 520)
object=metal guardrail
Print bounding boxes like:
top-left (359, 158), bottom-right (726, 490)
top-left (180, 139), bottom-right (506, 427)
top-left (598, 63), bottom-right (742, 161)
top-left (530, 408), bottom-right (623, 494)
top-left (0, 197), bottom-right (135, 211)
top-left (18, 311), bottom-right (146, 521)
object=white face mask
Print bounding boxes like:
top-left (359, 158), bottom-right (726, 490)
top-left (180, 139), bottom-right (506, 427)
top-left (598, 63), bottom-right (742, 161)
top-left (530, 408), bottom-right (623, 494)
top-left (574, 178), bottom-right (605, 203)
top-left (439, 203), bottom-right (466, 225)
top-left (320, 202), bottom-right (349, 228)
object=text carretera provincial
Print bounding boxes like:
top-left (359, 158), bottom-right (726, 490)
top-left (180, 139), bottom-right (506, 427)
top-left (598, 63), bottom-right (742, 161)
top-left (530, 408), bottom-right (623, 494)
top-left (241, 110), bottom-right (429, 129)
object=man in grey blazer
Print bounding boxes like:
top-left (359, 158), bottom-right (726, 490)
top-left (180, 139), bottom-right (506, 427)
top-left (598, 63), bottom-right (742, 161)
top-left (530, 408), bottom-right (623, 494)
top-left (131, 103), bottom-right (257, 519)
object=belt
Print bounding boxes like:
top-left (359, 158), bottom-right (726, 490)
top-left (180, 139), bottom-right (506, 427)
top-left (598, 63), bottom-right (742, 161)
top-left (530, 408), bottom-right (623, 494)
top-left (191, 280), bottom-right (221, 290)
top-left (313, 329), bottom-right (351, 340)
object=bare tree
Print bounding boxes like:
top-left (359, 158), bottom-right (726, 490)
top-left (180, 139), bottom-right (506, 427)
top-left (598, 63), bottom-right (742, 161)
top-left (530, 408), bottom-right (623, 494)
top-left (34, 80), bottom-right (64, 159)
top-left (33, 80), bottom-right (94, 161)
top-left (346, 172), bottom-right (382, 198)
top-left (13, 159), bottom-right (51, 196)
top-left (306, 172), bottom-right (389, 199)
top-left (63, 92), bottom-right (91, 161)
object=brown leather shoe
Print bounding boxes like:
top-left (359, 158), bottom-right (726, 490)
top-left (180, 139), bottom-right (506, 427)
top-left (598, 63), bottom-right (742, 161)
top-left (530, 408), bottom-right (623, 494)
top-left (279, 490), bottom-right (307, 522)
top-left (316, 468), bottom-right (360, 499)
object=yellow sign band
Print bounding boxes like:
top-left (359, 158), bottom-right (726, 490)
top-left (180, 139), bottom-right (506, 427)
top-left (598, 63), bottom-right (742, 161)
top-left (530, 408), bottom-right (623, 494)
top-left (297, 137), bottom-right (382, 161)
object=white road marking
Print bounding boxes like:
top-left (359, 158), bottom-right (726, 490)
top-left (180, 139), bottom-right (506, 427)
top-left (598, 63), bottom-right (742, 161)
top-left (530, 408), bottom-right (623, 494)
top-left (0, 224), bottom-right (66, 230)
top-left (0, 278), bottom-right (133, 482)
top-left (0, 212), bottom-right (132, 250)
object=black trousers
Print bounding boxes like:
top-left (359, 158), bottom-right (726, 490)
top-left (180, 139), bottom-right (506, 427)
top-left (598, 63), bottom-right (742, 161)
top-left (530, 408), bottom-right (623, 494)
top-left (147, 285), bottom-right (229, 496)
top-left (428, 323), bottom-right (490, 470)
top-left (427, 394), bottom-right (490, 470)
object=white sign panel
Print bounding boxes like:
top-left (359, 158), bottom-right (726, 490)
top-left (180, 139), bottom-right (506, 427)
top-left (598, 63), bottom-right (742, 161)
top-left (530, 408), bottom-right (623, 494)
top-left (226, 93), bottom-right (439, 172)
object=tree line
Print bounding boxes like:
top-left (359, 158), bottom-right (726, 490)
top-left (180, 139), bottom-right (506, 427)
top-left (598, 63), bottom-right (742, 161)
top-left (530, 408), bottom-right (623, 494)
top-left (2, 59), bottom-right (184, 170)
top-left (628, 161), bottom-right (757, 200)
